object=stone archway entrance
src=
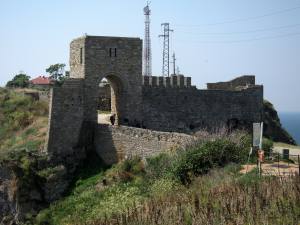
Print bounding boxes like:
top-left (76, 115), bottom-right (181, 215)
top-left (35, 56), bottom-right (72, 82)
top-left (98, 75), bottom-right (123, 125)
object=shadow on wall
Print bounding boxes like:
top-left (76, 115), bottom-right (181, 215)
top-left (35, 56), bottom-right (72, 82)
top-left (93, 124), bottom-right (119, 165)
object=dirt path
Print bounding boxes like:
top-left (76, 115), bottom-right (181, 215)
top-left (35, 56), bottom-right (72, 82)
top-left (241, 162), bottom-right (299, 177)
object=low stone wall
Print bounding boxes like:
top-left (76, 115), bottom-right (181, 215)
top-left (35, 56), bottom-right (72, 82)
top-left (94, 125), bottom-right (197, 165)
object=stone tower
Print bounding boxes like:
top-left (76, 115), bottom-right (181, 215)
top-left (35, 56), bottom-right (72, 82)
top-left (46, 36), bottom-right (143, 160)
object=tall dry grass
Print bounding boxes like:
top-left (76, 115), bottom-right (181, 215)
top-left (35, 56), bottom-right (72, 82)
top-left (91, 174), bottom-right (300, 225)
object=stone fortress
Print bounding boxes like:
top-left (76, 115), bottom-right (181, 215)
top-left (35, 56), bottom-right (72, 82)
top-left (46, 35), bottom-right (263, 164)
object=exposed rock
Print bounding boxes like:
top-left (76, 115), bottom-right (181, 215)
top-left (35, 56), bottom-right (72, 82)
top-left (0, 151), bottom-right (83, 224)
top-left (263, 100), bottom-right (296, 145)
top-left (0, 163), bottom-right (18, 224)
top-left (41, 165), bottom-right (69, 203)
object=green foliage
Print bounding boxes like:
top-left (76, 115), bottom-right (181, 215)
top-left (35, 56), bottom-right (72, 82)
top-left (46, 63), bottom-right (67, 85)
top-left (105, 156), bottom-right (145, 183)
top-left (35, 139), bottom-right (300, 225)
top-left (145, 153), bottom-right (174, 179)
top-left (262, 137), bottom-right (274, 156)
top-left (6, 73), bottom-right (30, 88)
top-left (171, 139), bottom-right (249, 184)
top-left (0, 88), bottom-right (48, 154)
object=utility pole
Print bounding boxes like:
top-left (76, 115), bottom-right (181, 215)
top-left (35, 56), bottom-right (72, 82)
top-left (143, 2), bottom-right (152, 76)
top-left (171, 52), bottom-right (176, 75)
top-left (159, 23), bottom-right (173, 77)
top-left (176, 66), bottom-right (180, 75)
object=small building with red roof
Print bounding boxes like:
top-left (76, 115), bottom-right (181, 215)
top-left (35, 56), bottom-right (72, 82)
top-left (30, 76), bottom-right (54, 89)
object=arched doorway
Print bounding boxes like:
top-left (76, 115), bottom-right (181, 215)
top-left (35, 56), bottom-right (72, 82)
top-left (97, 74), bottom-right (123, 125)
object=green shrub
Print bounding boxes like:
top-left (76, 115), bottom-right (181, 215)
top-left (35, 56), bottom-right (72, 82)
top-left (171, 139), bottom-right (248, 184)
top-left (145, 153), bottom-right (174, 179)
top-left (150, 178), bottom-right (179, 197)
top-left (105, 156), bottom-right (145, 183)
top-left (262, 138), bottom-right (273, 156)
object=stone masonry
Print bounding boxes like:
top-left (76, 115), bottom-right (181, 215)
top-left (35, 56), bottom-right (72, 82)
top-left (45, 35), bottom-right (264, 164)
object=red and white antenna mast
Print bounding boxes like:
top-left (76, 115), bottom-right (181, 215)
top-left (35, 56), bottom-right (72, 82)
top-left (143, 2), bottom-right (152, 76)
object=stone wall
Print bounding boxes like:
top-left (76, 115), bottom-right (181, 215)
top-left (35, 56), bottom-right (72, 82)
top-left (46, 35), bottom-right (264, 163)
top-left (143, 74), bottom-right (192, 88)
top-left (141, 83), bottom-right (263, 133)
top-left (207, 75), bottom-right (255, 90)
top-left (45, 78), bottom-right (85, 159)
top-left (94, 125), bottom-right (197, 165)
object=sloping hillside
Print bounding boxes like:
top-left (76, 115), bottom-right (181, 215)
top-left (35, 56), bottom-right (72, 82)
top-left (263, 100), bottom-right (296, 145)
top-left (0, 88), bottom-right (48, 157)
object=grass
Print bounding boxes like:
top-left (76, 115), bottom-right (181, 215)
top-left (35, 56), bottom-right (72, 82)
top-left (34, 134), bottom-right (300, 225)
top-left (0, 87), bottom-right (48, 158)
top-left (36, 158), bottom-right (300, 225)
top-left (1, 87), bottom-right (298, 224)
top-left (90, 168), bottom-right (300, 225)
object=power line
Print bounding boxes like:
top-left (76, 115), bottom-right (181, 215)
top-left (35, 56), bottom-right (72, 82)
top-left (175, 5), bottom-right (300, 27)
top-left (175, 32), bottom-right (300, 44)
top-left (176, 23), bottom-right (300, 36)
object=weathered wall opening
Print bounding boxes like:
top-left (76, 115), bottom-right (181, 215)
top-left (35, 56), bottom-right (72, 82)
top-left (98, 75), bottom-right (123, 125)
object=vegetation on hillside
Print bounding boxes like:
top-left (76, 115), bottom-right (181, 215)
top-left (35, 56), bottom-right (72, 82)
top-left (0, 88), bottom-right (298, 224)
top-left (0, 88), bottom-right (48, 157)
top-left (34, 132), bottom-right (299, 225)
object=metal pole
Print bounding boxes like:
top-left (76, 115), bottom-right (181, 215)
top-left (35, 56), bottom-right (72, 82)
top-left (278, 152), bottom-right (280, 176)
top-left (298, 155), bottom-right (300, 176)
top-left (259, 122), bottom-right (264, 150)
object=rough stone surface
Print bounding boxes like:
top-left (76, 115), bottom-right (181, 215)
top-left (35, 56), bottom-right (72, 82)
top-left (0, 164), bottom-right (18, 224)
top-left (141, 84), bottom-right (263, 132)
top-left (0, 154), bottom-right (78, 223)
top-left (94, 125), bottom-right (197, 165)
top-left (207, 75), bottom-right (255, 90)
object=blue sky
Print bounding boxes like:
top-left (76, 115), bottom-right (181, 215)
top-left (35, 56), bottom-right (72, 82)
top-left (0, 0), bottom-right (300, 112)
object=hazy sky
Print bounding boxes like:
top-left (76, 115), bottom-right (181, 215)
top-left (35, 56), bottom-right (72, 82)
top-left (0, 0), bottom-right (300, 112)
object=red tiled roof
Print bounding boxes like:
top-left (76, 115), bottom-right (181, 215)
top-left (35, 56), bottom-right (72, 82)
top-left (30, 76), bottom-right (53, 85)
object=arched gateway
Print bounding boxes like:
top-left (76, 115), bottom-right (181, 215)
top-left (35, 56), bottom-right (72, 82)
top-left (46, 36), bottom-right (143, 160)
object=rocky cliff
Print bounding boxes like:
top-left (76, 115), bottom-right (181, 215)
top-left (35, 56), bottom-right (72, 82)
top-left (263, 100), bottom-right (296, 145)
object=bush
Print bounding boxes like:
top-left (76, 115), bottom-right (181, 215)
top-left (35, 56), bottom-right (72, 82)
top-left (145, 153), bottom-right (174, 179)
top-left (6, 73), bottom-right (30, 88)
top-left (105, 156), bottom-right (145, 183)
top-left (262, 138), bottom-right (273, 156)
top-left (171, 139), bottom-right (249, 184)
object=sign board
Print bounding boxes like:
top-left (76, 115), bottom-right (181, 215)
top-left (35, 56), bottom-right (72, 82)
top-left (253, 123), bottom-right (262, 147)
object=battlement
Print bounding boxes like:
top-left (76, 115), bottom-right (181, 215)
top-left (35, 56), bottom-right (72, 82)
top-left (142, 75), bottom-right (193, 88)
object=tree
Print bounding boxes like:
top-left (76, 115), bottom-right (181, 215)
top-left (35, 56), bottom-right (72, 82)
top-left (46, 63), bottom-right (66, 81)
top-left (6, 73), bottom-right (31, 88)
top-left (46, 63), bottom-right (67, 85)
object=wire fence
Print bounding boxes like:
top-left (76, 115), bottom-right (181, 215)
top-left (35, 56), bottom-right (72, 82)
top-left (259, 150), bottom-right (300, 177)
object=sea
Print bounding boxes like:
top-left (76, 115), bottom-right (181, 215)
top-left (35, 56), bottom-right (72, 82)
top-left (278, 112), bottom-right (300, 145)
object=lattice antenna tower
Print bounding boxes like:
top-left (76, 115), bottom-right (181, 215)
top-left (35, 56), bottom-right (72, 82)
top-left (143, 2), bottom-right (152, 76)
top-left (159, 23), bottom-right (173, 77)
